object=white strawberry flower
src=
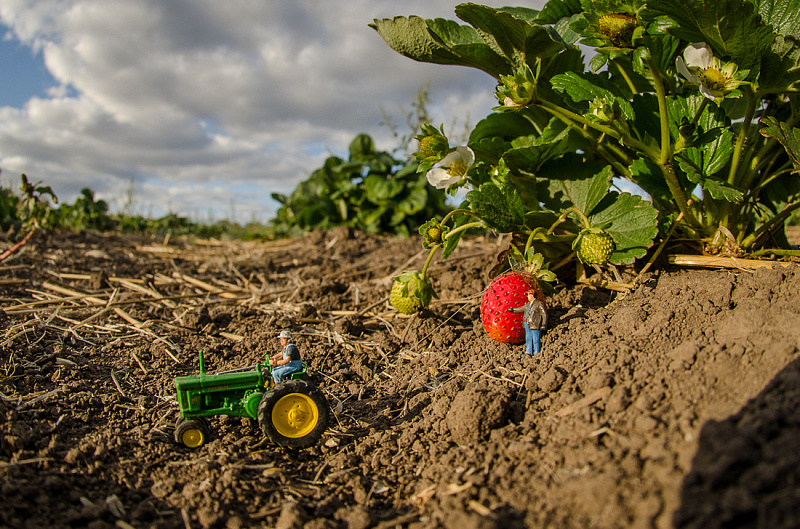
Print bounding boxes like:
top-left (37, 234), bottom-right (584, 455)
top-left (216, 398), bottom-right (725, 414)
top-left (676, 42), bottom-right (747, 101)
top-left (426, 146), bottom-right (475, 189)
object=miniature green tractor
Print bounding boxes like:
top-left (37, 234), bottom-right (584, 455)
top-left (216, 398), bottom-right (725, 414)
top-left (173, 351), bottom-right (330, 449)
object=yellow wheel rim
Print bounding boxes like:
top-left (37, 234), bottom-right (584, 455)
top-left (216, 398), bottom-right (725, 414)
top-left (272, 393), bottom-right (319, 438)
top-left (181, 427), bottom-right (205, 448)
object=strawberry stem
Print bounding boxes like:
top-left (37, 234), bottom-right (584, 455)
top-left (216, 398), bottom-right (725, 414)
top-left (548, 206), bottom-right (592, 234)
top-left (440, 208), bottom-right (480, 227)
top-left (420, 246), bottom-right (439, 280)
top-left (444, 221), bottom-right (484, 240)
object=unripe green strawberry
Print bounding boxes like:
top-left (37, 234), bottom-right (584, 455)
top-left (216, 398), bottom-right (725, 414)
top-left (390, 271), bottom-right (436, 315)
top-left (390, 280), bottom-right (419, 315)
top-left (419, 218), bottom-right (448, 249)
top-left (480, 271), bottom-right (547, 344)
top-left (575, 228), bottom-right (615, 265)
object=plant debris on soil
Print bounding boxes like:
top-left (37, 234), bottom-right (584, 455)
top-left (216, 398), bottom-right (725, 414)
top-left (2, 228), bottom-right (800, 529)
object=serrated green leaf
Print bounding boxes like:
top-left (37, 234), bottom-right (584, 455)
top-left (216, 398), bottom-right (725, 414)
top-left (497, 7), bottom-right (543, 24)
top-left (456, 3), bottom-right (566, 66)
top-left (541, 155), bottom-right (613, 215)
top-left (373, 9), bottom-right (565, 80)
top-left (502, 124), bottom-right (574, 175)
top-left (535, 0), bottom-right (582, 24)
top-left (550, 71), bottom-right (635, 120)
top-left (752, 0), bottom-right (800, 37)
top-left (679, 130), bottom-right (735, 177)
top-left (760, 116), bottom-right (800, 173)
top-left (647, 0), bottom-right (774, 76)
top-left (550, 14), bottom-right (583, 46)
top-left (705, 178), bottom-right (746, 202)
top-left (455, 3), bottom-right (530, 64)
top-left (590, 52), bottom-right (608, 72)
top-left (469, 112), bottom-right (544, 146)
top-left (676, 154), bottom-right (743, 202)
top-left (466, 184), bottom-right (526, 232)
top-left (641, 33), bottom-right (681, 80)
top-left (631, 92), bottom-right (663, 144)
top-left (668, 94), bottom-right (736, 188)
top-left (588, 193), bottom-right (659, 265)
top-left (629, 158), bottom-right (672, 200)
top-left (371, 16), bottom-right (510, 78)
top-left (759, 35), bottom-right (800, 94)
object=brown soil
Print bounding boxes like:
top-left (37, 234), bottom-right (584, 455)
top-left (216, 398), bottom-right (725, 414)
top-left (2, 229), bottom-right (800, 529)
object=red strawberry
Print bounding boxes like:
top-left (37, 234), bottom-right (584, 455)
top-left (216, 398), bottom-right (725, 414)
top-left (480, 270), bottom-right (547, 344)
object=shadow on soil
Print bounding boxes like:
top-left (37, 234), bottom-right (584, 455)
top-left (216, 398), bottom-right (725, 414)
top-left (674, 357), bottom-right (800, 529)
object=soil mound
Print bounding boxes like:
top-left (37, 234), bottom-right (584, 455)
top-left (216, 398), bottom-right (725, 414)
top-left (1, 230), bottom-right (799, 529)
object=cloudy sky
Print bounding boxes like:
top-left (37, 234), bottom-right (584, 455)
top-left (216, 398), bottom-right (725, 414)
top-left (0, 0), bottom-right (547, 224)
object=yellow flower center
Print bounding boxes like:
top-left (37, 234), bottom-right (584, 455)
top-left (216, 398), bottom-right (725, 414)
top-left (699, 67), bottom-right (729, 95)
top-left (598, 13), bottom-right (638, 48)
top-left (419, 136), bottom-right (438, 158)
top-left (426, 227), bottom-right (442, 241)
top-left (448, 161), bottom-right (468, 177)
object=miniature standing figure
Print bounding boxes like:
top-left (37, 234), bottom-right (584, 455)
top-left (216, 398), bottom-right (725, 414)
top-left (506, 290), bottom-right (547, 355)
top-left (270, 330), bottom-right (303, 384)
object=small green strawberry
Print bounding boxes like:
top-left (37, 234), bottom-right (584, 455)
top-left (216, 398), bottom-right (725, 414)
top-left (419, 219), bottom-right (448, 249)
top-left (390, 271), bottom-right (436, 314)
top-left (574, 227), bottom-right (615, 265)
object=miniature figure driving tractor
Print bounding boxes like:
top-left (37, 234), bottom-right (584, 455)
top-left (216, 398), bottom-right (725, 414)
top-left (173, 351), bottom-right (330, 449)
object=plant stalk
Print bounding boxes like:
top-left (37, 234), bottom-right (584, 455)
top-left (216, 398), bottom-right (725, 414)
top-left (727, 91), bottom-right (757, 186)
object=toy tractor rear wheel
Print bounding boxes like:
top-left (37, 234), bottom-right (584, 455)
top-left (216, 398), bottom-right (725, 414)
top-left (175, 418), bottom-right (210, 449)
top-left (257, 380), bottom-right (329, 449)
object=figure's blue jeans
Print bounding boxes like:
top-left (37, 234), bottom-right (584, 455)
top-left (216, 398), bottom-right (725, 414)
top-left (523, 322), bottom-right (541, 355)
top-left (272, 360), bottom-right (303, 384)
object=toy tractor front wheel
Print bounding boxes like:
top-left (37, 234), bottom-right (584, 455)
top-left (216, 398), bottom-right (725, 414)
top-left (174, 418), bottom-right (210, 449)
top-left (257, 380), bottom-right (329, 449)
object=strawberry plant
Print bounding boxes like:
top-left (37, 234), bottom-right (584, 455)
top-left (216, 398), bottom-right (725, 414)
top-left (372, 0), bottom-right (800, 279)
top-left (270, 133), bottom-right (450, 238)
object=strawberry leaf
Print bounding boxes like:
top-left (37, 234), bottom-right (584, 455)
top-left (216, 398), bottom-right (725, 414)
top-left (370, 16), bottom-right (510, 78)
top-left (550, 71), bottom-right (635, 121)
top-left (466, 183), bottom-right (526, 233)
top-left (752, 0), bottom-right (800, 37)
top-left (647, 0), bottom-right (773, 76)
top-left (541, 155), bottom-right (612, 216)
top-left (629, 158), bottom-right (673, 201)
top-left (760, 35), bottom-right (800, 94)
top-left (588, 193), bottom-right (659, 265)
top-left (760, 116), bottom-right (800, 174)
top-left (372, 7), bottom-right (566, 81)
top-left (535, 0), bottom-right (582, 25)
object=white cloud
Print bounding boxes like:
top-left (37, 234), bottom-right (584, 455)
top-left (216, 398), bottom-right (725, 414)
top-left (0, 0), bottom-right (546, 223)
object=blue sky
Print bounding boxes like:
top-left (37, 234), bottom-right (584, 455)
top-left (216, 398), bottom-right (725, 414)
top-left (0, 1), bottom-right (547, 223)
top-left (0, 35), bottom-right (56, 107)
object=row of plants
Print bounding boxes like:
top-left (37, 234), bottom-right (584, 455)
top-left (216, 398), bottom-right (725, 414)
top-left (1, 129), bottom-right (453, 261)
top-left (0, 174), bottom-right (276, 262)
top-left (373, 0), bottom-right (800, 318)
top-left (2, 87), bottom-right (454, 255)
top-left (269, 133), bottom-right (451, 238)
